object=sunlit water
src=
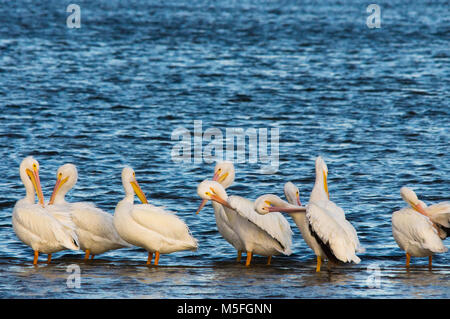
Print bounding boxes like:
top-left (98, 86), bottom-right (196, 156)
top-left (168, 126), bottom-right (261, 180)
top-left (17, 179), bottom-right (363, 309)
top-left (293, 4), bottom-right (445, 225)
top-left (0, 0), bottom-right (448, 298)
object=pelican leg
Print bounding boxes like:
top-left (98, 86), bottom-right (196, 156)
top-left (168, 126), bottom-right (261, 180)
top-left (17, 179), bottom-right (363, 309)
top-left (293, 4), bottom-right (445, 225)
top-left (316, 256), bottom-right (321, 272)
top-left (267, 256), bottom-right (272, 265)
top-left (406, 253), bottom-right (411, 268)
top-left (428, 256), bottom-right (432, 269)
top-left (84, 250), bottom-right (90, 260)
top-left (47, 254), bottom-right (52, 264)
top-left (245, 251), bottom-right (252, 267)
top-left (33, 251), bottom-right (39, 265)
top-left (146, 252), bottom-right (153, 265)
top-left (154, 251), bottom-right (160, 266)
top-left (90, 254), bottom-right (95, 260)
top-left (236, 250), bottom-right (242, 262)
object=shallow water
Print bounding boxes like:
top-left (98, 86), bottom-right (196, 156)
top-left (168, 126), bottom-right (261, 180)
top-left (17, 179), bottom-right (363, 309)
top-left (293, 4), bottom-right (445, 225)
top-left (0, 0), bottom-right (449, 299)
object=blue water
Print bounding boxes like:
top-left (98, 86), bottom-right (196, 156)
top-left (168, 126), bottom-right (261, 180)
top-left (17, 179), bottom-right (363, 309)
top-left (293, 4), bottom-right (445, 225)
top-left (0, 0), bottom-right (449, 298)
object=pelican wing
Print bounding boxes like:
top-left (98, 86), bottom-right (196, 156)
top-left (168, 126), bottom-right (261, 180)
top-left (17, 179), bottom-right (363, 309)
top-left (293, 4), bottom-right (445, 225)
top-left (426, 202), bottom-right (450, 228)
top-left (130, 204), bottom-right (198, 250)
top-left (306, 201), bottom-right (362, 263)
top-left (392, 208), bottom-right (448, 253)
top-left (227, 195), bottom-right (293, 253)
top-left (13, 203), bottom-right (79, 250)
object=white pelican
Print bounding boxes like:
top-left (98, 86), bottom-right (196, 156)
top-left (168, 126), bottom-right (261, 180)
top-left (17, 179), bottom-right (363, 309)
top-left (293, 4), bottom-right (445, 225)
top-left (255, 156), bottom-right (364, 271)
top-left (195, 161), bottom-right (245, 262)
top-left (12, 157), bottom-right (79, 264)
top-left (47, 163), bottom-right (131, 260)
top-left (113, 166), bottom-right (198, 265)
top-left (254, 182), bottom-right (327, 271)
top-left (392, 186), bottom-right (448, 268)
top-left (197, 180), bottom-right (293, 266)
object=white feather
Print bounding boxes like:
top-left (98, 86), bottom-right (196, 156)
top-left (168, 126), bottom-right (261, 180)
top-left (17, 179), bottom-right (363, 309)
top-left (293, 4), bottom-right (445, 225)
top-left (307, 202), bottom-right (361, 263)
top-left (13, 201), bottom-right (79, 254)
top-left (392, 208), bottom-right (448, 256)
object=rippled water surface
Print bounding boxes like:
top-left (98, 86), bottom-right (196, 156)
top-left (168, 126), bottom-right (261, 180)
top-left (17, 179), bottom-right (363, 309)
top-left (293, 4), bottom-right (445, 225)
top-left (0, 0), bottom-right (449, 299)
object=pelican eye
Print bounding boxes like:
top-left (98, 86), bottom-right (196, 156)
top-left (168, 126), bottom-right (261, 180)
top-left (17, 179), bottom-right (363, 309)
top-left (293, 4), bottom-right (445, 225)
top-left (205, 191), bottom-right (211, 196)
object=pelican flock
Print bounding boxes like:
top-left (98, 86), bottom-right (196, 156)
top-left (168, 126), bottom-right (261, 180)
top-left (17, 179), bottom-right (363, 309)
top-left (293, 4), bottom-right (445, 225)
top-left (196, 179), bottom-right (293, 266)
top-left (254, 156), bottom-right (364, 271)
top-left (12, 157), bottom-right (79, 264)
top-left (10, 155), bottom-right (448, 271)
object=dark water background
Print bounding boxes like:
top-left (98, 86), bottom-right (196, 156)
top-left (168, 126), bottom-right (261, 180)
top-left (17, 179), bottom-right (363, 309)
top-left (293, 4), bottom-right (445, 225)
top-left (0, 0), bottom-right (448, 298)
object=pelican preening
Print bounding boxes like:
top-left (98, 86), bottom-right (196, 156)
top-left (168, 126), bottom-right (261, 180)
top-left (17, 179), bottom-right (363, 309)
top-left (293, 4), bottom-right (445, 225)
top-left (12, 157), bottom-right (79, 265)
top-left (11, 156), bottom-right (448, 271)
top-left (197, 180), bottom-right (293, 266)
top-left (113, 167), bottom-right (198, 265)
top-left (392, 187), bottom-right (449, 268)
top-left (254, 156), bottom-right (364, 271)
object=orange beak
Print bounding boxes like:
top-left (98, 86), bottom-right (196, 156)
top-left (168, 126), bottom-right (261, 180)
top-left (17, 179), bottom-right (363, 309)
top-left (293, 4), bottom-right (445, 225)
top-left (413, 202), bottom-right (428, 216)
top-left (48, 175), bottom-right (69, 205)
top-left (268, 206), bottom-right (306, 213)
top-left (210, 193), bottom-right (232, 209)
top-left (296, 194), bottom-right (302, 206)
top-left (131, 180), bottom-right (148, 204)
top-left (196, 199), bottom-right (208, 215)
top-left (27, 168), bottom-right (44, 207)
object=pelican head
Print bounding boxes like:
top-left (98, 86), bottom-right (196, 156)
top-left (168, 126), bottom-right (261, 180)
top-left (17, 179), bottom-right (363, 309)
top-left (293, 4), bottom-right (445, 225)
top-left (254, 194), bottom-right (306, 215)
top-left (195, 161), bottom-right (235, 214)
top-left (284, 182), bottom-right (302, 206)
top-left (196, 180), bottom-right (231, 209)
top-left (19, 156), bottom-right (44, 206)
top-left (212, 161), bottom-right (235, 189)
top-left (121, 166), bottom-right (148, 204)
top-left (400, 187), bottom-right (427, 215)
top-left (48, 163), bottom-right (78, 205)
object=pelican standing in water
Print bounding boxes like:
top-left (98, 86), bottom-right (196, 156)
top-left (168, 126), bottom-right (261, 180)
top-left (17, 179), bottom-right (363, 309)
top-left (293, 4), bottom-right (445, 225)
top-left (47, 163), bottom-right (131, 260)
top-left (255, 156), bottom-right (364, 271)
top-left (392, 187), bottom-right (448, 268)
top-left (197, 180), bottom-right (292, 266)
top-left (255, 182), bottom-right (329, 271)
top-left (195, 161), bottom-right (245, 262)
top-left (114, 167), bottom-right (198, 265)
top-left (12, 157), bottom-right (79, 264)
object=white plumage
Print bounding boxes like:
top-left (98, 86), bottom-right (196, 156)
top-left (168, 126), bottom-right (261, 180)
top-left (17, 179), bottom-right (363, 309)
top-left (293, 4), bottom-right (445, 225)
top-left (197, 180), bottom-right (292, 266)
top-left (392, 208), bottom-right (447, 256)
top-left (12, 157), bottom-right (79, 264)
top-left (114, 167), bottom-right (198, 265)
top-left (392, 187), bottom-right (448, 268)
top-left (307, 201), bottom-right (362, 264)
top-left (306, 156), bottom-right (363, 269)
top-left (283, 182), bottom-right (328, 265)
top-left (227, 196), bottom-right (293, 255)
top-left (47, 163), bottom-right (130, 259)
